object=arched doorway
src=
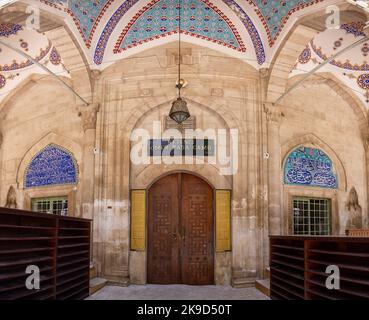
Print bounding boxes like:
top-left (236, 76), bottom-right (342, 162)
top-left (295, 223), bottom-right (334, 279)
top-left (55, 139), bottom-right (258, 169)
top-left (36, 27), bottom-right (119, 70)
top-left (147, 172), bottom-right (214, 285)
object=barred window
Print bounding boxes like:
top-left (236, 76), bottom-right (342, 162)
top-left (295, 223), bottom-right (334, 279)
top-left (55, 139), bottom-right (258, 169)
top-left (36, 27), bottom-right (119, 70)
top-left (31, 196), bottom-right (68, 216)
top-left (292, 197), bottom-right (331, 235)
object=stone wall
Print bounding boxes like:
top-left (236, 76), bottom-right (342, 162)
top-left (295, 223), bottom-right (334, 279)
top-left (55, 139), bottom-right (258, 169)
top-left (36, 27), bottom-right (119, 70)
top-left (0, 42), bottom-right (367, 286)
top-left (280, 83), bottom-right (367, 233)
top-left (91, 43), bottom-right (263, 285)
top-left (0, 76), bottom-right (84, 214)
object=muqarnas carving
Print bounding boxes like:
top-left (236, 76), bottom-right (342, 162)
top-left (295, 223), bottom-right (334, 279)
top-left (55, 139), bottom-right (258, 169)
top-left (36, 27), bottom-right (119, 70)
top-left (5, 185), bottom-right (17, 209)
top-left (346, 187), bottom-right (362, 229)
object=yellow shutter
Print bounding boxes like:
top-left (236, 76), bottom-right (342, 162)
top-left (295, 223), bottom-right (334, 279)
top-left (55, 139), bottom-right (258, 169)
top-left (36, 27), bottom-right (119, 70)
top-left (131, 190), bottom-right (146, 251)
top-left (216, 190), bottom-right (231, 252)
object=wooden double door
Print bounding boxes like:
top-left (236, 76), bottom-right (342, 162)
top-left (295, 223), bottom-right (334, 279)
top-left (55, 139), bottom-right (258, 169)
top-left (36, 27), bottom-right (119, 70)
top-left (148, 173), bottom-right (214, 285)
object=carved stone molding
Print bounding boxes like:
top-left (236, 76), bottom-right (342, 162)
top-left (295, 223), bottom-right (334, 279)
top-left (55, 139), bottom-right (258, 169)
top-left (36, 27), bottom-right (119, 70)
top-left (164, 115), bottom-right (196, 131)
top-left (264, 103), bottom-right (285, 125)
top-left (166, 48), bottom-right (194, 67)
top-left (362, 128), bottom-right (369, 150)
top-left (91, 70), bottom-right (102, 81)
top-left (211, 88), bottom-right (224, 97)
top-left (140, 89), bottom-right (153, 97)
top-left (364, 134), bottom-right (369, 150)
top-left (259, 68), bottom-right (269, 79)
top-left (79, 103), bottom-right (100, 132)
top-left (363, 124), bottom-right (369, 150)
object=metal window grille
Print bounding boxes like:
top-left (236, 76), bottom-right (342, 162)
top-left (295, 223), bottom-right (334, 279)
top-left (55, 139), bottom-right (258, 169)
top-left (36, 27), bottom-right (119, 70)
top-left (292, 197), bottom-right (331, 235)
top-left (31, 197), bottom-right (68, 216)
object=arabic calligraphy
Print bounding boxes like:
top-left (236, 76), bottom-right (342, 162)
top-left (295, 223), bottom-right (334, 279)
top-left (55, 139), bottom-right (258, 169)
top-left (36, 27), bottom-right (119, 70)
top-left (284, 147), bottom-right (337, 188)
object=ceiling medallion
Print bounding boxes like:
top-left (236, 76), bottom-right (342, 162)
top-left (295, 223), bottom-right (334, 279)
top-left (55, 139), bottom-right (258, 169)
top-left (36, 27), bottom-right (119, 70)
top-left (357, 73), bottom-right (369, 89)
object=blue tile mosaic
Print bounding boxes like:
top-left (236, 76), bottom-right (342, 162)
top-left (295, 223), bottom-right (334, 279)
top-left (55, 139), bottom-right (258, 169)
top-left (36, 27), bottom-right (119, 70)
top-left (251, 0), bottom-right (323, 46)
top-left (25, 144), bottom-right (78, 188)
top-left (115, 0), bottom-right (245, 53)
top-left (284, 146), bottom-right (337, 189)
top-left (42, 0), bottom-right (113, 48)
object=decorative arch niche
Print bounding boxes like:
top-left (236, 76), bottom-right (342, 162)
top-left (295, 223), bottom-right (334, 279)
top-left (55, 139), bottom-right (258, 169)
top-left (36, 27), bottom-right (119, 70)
top-left (16, 133), bottom-right (83, 215)
top-left (281, 134), bottom-right (348, 235)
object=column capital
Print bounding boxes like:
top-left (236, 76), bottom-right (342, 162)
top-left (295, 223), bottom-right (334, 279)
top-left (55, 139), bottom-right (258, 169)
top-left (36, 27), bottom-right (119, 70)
top-left (79, 103), bottom-right (100, 132)
top-left (259, 68), bottom-right (269, 79)
top-left (264, 103), bottom-right (285, 125)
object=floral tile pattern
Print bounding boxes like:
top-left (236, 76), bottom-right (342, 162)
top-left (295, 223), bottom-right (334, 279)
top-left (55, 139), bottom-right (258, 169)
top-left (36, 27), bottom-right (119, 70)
top-left (249, 0), bottom-right (323, 47)
top-left (114, 0), bottom-right (246, 53)
top-left (41, 0), bottom-right (114, 48)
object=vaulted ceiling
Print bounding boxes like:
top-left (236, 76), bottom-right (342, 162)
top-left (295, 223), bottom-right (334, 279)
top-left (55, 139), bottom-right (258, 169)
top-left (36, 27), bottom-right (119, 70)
top-left (34, 0), bottom-right (335, 67)
top-left (0, 0), bottom-right (368, 105)
top-left (291, 21), bottom-right (369, 106)
top-left (0, 21), bottom-right (68, 101)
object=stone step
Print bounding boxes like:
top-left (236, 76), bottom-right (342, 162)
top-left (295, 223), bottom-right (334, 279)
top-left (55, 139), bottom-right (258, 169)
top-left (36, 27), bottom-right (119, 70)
top-left (90, 277), bottom-right (107, 295)
top-left (265, 267), bottom-right (270, 278)
top-left (90, 264), bottom-right (97, 279)
top-left (231, 277), bottom-right (255, 288)
top-left (255, 279), bottom-right (270, 297)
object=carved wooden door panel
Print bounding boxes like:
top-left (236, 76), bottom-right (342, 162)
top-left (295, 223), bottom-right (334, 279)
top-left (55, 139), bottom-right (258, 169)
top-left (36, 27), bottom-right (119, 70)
top-left (148, 173), bottom-right (214, 285)
top-left (147, 174), bottom-right (180, 284)
top-left (181, 173), bottom-right (214, 285)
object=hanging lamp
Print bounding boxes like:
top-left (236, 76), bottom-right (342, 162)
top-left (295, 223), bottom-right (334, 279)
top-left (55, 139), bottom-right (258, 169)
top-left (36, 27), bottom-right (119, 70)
top-left (169, 0), bottom-right (190, 124)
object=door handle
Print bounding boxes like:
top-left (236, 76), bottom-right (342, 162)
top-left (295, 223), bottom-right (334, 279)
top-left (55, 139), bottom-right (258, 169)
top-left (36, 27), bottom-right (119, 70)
top-left (172, 233), bottom-right (177, 240)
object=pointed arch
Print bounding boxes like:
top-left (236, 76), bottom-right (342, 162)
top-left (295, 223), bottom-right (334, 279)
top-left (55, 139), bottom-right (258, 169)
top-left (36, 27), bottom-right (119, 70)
top-left (287, 73), bottom-right (368, 140)
top-left (0, 74), bottom-right (72, 116)
top-left (114, 0), bottom-right (246, 54)
top-left (40, 0), bottom-right (115, 49)
top-left (266, 4), bottom-right (367, 103)
top-left (122, 95), bottom-right (245, 140)
top-left (266, 24), bottom-right (318, 102)
top-left (93, 0), bottom-right (265, 65)
top-left (24, 144), bottom-right (78, 188)
top-left (17, 132), bottom-right (82, 189)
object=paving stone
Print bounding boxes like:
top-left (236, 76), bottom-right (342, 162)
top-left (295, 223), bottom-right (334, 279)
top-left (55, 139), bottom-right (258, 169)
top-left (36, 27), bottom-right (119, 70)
top-left (87, 285), bottom-right (269, 300)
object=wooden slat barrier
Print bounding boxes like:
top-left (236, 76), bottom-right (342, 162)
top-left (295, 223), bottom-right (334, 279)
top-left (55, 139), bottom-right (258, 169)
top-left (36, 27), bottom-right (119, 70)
top-left (270, 235), bottom-right (369, 300)
top-left (0, 207), bottom-right (91, 300)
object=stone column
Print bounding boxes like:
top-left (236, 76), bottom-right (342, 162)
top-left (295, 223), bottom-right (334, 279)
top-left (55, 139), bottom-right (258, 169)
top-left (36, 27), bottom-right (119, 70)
top-left (0, 127), bottom-right (4, 205)
top-left (264, 104), bottom-right (284, 235)
top-left (258, 68), bottom-right (271, 277)
top-left (79, 103), bottom-right (100, 219)
top-left (364, 137), bottom-right (369, 228)
top-left (79, 104), bottom-right (99, 267)
top-left (0, 128), bottom-right (4, 201)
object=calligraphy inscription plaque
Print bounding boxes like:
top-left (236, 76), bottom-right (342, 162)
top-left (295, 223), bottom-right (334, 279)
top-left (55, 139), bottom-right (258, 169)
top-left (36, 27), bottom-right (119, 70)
top-left (148, 139), bottom-right (215, 157)
top-left (284, 147), bottom-right (337, 188)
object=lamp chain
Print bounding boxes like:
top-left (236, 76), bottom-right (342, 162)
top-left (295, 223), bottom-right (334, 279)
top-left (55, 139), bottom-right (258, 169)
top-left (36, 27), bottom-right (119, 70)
top-left (178, 0), bottom-right (182, 97)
